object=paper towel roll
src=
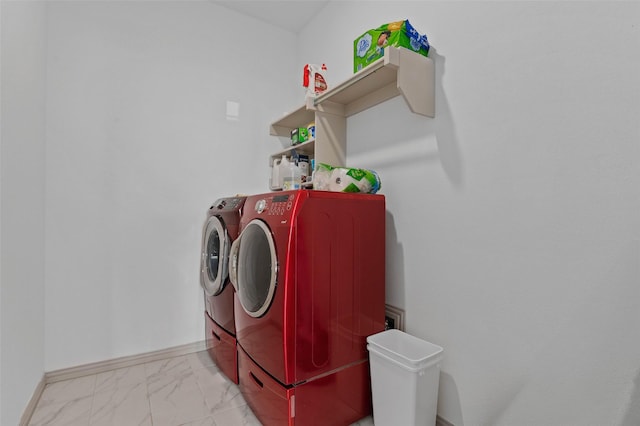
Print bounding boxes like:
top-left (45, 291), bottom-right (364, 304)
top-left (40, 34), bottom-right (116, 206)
top-left (329, 167), bottom-right (380, 193)
top-left (313, 165), bottom-right (333, 191)
top-left (313, 163), bottom-right (381, 194)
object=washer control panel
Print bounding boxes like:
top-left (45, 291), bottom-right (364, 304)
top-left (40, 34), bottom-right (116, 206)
top-left (211, 197), bottom-right (245, 212)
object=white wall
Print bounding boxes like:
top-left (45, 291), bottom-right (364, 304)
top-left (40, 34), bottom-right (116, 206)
top-left (298, 2), bottom-right (640, 425)
top-left (43, 0), bottom-right (298, 371)
top-left (3, 1), bottom-right (639, 424)
top-left (0, 1), bottom-right (47, 424)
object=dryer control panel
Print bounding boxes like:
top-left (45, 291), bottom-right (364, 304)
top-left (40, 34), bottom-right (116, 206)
top-left (255, 194), bottom-right (294, 217)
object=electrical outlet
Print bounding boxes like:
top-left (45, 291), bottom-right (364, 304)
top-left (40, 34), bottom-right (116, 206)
top-left (385, 304), bottom-right (405, 331)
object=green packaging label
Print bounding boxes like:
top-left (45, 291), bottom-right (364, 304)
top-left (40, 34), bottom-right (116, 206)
top-left (354, 19), bottom-right (429, 73)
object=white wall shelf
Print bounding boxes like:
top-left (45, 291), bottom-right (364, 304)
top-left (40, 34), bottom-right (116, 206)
top-left (268, 46), bottom-right (434, 177)
top-left (270, 139), bottom-right (315, 162)
top-left (312, 46), bottom-right (435, 118)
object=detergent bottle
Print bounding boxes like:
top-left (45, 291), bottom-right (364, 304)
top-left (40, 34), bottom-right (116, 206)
top-left (303, 64), bottom-right (328, 98)
top-left (282, 160), bottom-right (301, 190)
top-left (271, 155), bottom-right (288, 190)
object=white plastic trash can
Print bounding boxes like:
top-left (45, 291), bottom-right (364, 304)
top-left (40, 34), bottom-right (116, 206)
top-left (367, 329), bottom-right (444, 426)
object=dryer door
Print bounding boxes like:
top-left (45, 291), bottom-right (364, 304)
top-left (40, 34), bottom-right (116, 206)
top-left (201, 215), bottom-right (230, 296)
top-left (230, 219), bottom-right (277, 318)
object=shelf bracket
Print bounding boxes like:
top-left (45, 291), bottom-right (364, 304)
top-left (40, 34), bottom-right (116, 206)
top-left (396, 49), bottom-right (435, 117)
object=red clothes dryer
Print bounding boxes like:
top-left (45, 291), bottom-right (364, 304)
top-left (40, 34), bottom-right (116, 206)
top-left (200, 196), bottom-right (245, 384)
top-left (229, 190), bottom-right (386, 426)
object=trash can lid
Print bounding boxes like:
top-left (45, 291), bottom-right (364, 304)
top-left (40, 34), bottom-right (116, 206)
top-left (367, 329), bottom-right (443, 368)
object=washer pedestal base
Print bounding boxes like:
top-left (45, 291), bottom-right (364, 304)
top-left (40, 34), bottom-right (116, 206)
top-left (205, 312), bottom-right (238, 384)
top-left (237, 344), bottom-right (371, 426)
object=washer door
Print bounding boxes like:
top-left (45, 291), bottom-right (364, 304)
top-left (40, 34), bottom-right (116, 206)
top-left (230, 219), bottom-right (277, 318)
top-left (201, 215), bottom-right (230, 296)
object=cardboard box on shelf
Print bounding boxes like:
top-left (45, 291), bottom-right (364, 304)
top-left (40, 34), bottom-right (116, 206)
top-left (291, 127), bottom-right (309, 145)
top-left (354, 20), bottom-right (429, 73)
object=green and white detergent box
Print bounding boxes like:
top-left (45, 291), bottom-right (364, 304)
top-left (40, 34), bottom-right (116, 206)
top-left (354, 20), bottom-right (429, 73)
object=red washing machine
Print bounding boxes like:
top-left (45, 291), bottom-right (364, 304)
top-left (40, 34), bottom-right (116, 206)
top-left (200, 196), bottom-right (246, 384)
top-left (229, 190), bottom-right (386, 426)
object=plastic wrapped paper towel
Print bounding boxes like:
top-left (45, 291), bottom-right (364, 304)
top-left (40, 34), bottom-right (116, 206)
top-left (313, 163), bottom-right (381, 194)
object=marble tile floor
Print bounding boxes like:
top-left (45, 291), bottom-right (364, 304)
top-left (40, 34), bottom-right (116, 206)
top-left (28, 350), bottom-right (375, 426)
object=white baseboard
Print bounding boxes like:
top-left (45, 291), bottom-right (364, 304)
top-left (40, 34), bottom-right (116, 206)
top-left (45, 340), bottom-right (207, 384)
top-left (20, 340), bottom-right (207, 424)
top-left (437, 414), bottom-right (455, 426)
top-left (19, 375), bottom-right (46, 426)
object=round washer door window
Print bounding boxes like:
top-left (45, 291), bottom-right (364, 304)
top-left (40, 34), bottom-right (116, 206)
top-left (235, 220), bottom-right (277, 318)
top-left (201, 216), bottom-right (229, 296)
